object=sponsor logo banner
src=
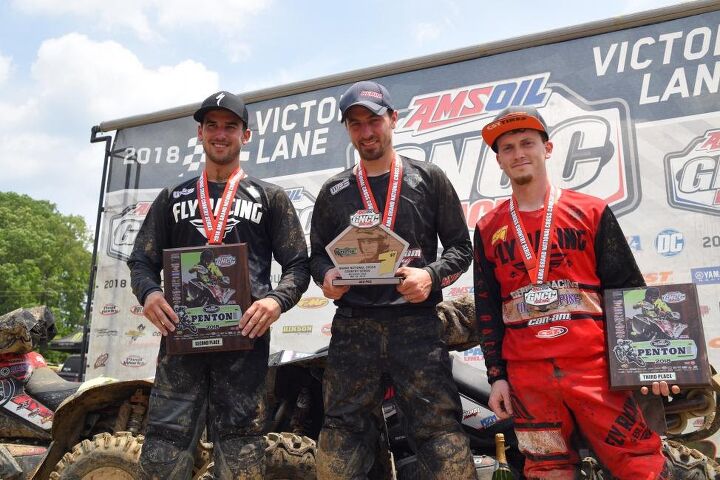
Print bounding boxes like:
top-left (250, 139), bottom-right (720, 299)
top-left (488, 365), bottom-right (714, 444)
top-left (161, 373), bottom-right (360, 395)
top-left (691, 266), bottom-right (720, 285)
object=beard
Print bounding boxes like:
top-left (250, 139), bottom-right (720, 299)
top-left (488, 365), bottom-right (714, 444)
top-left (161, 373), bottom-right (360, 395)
top-left (513, 173), bottom-right (533, 186)
top-left (203, 140), bottom-right (241, 166)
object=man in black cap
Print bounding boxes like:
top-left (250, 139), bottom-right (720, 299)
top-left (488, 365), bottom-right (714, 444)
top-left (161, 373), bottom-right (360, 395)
top-left (472, 107), bottom-right (697, 479)
top-left (310, 80), bottom-right (477, 479)
top-left (128, 91), bottom-right (310, 479)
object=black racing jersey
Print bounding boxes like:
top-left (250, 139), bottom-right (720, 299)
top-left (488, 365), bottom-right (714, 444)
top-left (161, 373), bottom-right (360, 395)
top-left (310, 156), bottom-right (471, 308)
top-left (128, 175), bottom-right (310, 312)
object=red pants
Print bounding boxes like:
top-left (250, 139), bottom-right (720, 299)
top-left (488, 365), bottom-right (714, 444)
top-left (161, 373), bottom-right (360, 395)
top-left (507, 354), bottom-right (666, 480)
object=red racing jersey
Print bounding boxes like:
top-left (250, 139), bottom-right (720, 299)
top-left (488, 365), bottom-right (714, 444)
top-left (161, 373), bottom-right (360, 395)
top-left (473, 189), bottom-right (645, 384)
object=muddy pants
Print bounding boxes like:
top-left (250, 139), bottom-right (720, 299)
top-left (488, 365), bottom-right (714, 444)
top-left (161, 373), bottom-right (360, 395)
top-left (507, 354), bottom-right (666, 480)
top-left (317, 307), bottom-right (476, 480)
top-left (140, 336), bottom-right (269, 480)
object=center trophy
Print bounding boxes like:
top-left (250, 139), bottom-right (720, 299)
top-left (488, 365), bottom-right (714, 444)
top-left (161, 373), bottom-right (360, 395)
top-left (327, 210), bottom-right (409, 286)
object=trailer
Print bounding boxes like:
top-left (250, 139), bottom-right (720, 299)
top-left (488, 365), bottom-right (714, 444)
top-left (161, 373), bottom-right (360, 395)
top-left (86, 0), bottom-right (720, 398)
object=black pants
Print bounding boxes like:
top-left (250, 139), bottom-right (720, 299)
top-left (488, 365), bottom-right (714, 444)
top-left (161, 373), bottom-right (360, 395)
top-left (316, 307), bottom-right (476, 480)
top-left (140, 336), bottom-right (269, 480)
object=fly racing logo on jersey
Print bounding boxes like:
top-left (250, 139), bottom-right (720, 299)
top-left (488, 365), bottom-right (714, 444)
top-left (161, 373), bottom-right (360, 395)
top-left (107, 202), bottom-right (153, 261)
top-left (665, 128), bottom-right (720, 216)
top-left (655, 229), bottom-right (684, 257)
top-left (173, 187), bottom-right (195, 199)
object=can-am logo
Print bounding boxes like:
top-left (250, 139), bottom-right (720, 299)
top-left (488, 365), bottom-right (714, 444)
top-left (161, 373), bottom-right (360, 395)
top-left (536, 326), bottom-right (568, 339)
top-left (665, 129), bottom-right (720, 216)
top-left (215, 254), bottom-right (236, 268)
top-left (101, 304), bottom-right (120, 316)
top-left (655, 229), bottom-right (684, 257)
top-left (662, 291), bottom-right (686, 304)
top-left (121, 355), bottom-right (146, 368)
top-left (350, 210), bottom-right (380, 228)
top-left (107, 202), bottom-right (152, 261)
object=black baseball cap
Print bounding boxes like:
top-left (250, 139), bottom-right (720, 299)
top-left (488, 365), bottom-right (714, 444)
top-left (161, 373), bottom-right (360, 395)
top-left (339, 81), bottom-right (394, 122)
top-left (193, 91), bottom-right (249, 126)
top-left (482, 106), bottom-right (549, 152)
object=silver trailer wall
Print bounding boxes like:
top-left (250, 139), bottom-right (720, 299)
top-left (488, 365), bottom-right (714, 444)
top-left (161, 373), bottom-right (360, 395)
top-left (88, 2), bottom-right (720, 412)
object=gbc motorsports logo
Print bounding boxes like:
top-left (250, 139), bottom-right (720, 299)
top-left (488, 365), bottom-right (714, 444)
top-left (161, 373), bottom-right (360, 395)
top-left (655, 229), bottom-right (684, 257)
top-left (665, 129), bottom-right (720, 216)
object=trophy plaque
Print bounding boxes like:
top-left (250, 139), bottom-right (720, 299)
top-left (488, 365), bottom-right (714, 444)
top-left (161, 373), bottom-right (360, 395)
top-left (327, 211), bottom-right (409, 286)
top-left (163, 243), bottom-right (253, 355)
top-left (604, 283), bottom-right (710, 390)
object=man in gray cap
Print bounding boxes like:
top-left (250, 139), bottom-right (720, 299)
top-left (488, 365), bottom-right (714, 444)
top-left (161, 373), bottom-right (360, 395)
top-left (128, 90), bottom-right (309, 479)
top-left (310, 80), bottom-right (477, 479)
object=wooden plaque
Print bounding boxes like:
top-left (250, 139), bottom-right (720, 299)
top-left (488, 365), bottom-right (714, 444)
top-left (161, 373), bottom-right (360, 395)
top-left (163, 243), bottom-right (253, 355)
top-left (604, 283), bottom-right (711, 389)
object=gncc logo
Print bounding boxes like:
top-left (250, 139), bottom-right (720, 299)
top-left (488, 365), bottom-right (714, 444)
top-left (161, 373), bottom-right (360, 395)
top-left (662, 291), bottom-right (686, 304)
top-left (655, 229), bottom-right (684, 257)
top-left (664, 129), bottom-right (720, 216)
top-left (215, 255), bottom-right (236, 268)
top-left (389, 80), bottom-right (638, 231)
top-left (107, 202), bottom-right (152, 261)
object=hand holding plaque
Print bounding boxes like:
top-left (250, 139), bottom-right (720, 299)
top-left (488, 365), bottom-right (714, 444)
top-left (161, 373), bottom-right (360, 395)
top-left (326, 210), bottom-right (409, 286)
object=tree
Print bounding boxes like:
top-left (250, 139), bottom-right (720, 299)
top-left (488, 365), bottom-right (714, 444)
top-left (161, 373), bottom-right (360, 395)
top-left (0, 192), bottom-right (92, 339)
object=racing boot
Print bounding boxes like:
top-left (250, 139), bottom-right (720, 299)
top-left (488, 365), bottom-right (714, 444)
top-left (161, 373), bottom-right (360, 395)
top-left (661, 439), bottom-right (720, 480)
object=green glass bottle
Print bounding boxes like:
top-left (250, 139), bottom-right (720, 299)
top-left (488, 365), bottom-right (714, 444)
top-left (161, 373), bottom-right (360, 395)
top-left (492, 433), bottom-right (515, 480)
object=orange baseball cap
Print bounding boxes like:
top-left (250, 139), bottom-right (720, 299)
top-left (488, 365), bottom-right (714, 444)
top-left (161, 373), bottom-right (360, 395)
top-left (482, 106), bottom-right (548, 152)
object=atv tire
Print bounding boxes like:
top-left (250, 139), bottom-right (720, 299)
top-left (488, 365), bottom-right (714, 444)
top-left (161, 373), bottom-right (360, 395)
top-left (198, 432), bottom-right (316, 480)
top-left (265, 432), bottom-right (316, 479)
top-left (49, 431), bottom-right (143, 480)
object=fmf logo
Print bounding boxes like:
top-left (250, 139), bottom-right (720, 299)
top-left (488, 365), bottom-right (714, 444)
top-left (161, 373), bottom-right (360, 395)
top-left (665, 129), bottom-right (720, 216)
top-left (392, 83), bottom-right (639, 231)
top-left (655, 229), bottom-right (684, 257)
top-left (107, 202), bottom-right (152, 261)
top-left (130, 305), bottom-right (144, 316)
top-left (298, 297), bottom-right (329, 309)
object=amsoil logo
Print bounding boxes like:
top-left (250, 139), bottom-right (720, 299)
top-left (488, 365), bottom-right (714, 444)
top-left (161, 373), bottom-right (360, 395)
top-left (665, 129), bottom-right (720, 216)
top-left (121, 355), bottom-right (146, 368)
top-left (107, 202), bottom-right (152, 261)
top-left (101, 304), bottom-right (120, 316)
top-left (390, 83), bottom-right (639, 232)
top-left (298, 297), bottom-right (329, 309)
top-left (536, 326), bottom-right (568, 339)
top-left (215, 254), bottom-right (236, 268)
top-left (397, 73), bottom-right (549, 135)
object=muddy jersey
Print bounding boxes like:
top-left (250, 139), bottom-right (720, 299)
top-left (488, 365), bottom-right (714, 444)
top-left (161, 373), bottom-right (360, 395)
top-left (128, 175), bottom-right (309, 312)
top-left (473, 189), bottom-right (644, 383)
top-left (310, 156), bottom-right (471, 308)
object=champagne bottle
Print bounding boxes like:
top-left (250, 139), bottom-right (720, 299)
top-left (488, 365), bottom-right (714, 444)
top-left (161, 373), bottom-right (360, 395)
top-left (492, 433), bottom-right (515, 479)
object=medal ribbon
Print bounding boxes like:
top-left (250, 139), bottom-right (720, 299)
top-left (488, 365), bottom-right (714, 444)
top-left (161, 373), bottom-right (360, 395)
top-left (196, 167), bottom-right (246, 244)
top-left (355, 156), bottom-right (403, 230)
top-left (509, 185), bottom-right (560, 285)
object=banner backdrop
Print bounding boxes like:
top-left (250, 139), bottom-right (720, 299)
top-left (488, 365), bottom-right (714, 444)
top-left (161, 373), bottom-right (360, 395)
top-left (88, 8), bottom-right (720, 409)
